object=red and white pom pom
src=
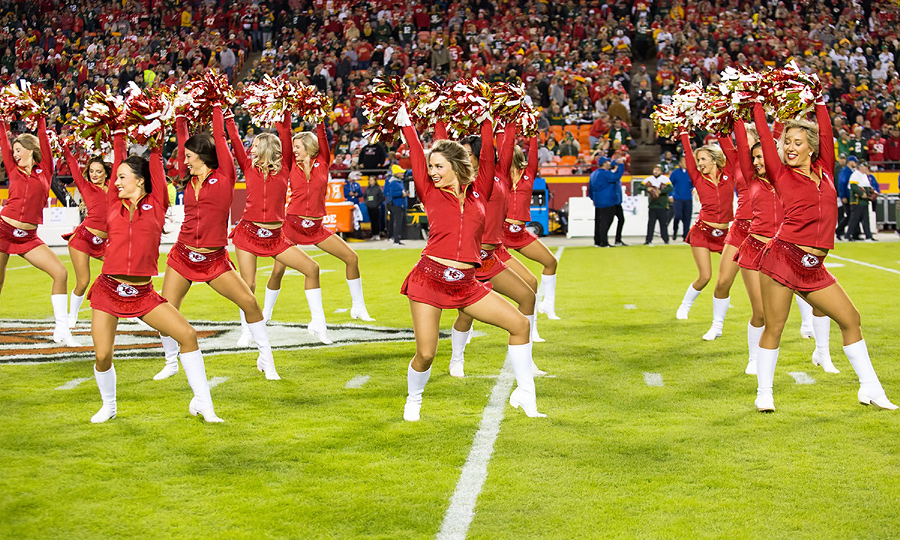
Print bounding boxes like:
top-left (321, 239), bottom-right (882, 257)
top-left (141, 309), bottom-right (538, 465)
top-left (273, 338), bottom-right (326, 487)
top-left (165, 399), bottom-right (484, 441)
top-left (670, 81), bottom-right (705, 133)
top-left (445, 78), bottom-right (493, 137)
top-left (0, 81), bottom-right (50, 124)
top-left (241, 75), bottom-right (299, 128)
top-left (409, 79), bottom-right (448, 127)
top-left (651, 103), bottom-right (680, 138)
top-left (701, 87), bottom-right (735, 135)
top-left (490, 82), bottom-right (527, 128)
top-left (294, 83), bottom-right (332, 125)
top-left (174, 70), bottom-right (236, 127)
top-left (359, 77), bottom-right (411, 143)
top-left (717, 66), bottom-right (765, 121)
top-left (122, 82), bottom-right (175, 146)
top-left (71, 89), bottom-right (125, 152)
top-left (515, 101), bottom-right (539, 139)
top-left (761, 61), bottom-right (822, 121)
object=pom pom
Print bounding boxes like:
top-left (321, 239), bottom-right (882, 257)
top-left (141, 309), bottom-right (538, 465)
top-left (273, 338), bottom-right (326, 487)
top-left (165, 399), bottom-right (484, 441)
top-left (359, 77), bottom-right (411, 144)
top-left (515, 101), bottom-right (540, 139)
top-left (761, 61), bottom-right (822, 121)
top-left (444, 78), bottom-right (493, 137)
top-left (122, 82), bottom-right (175, 146)
top-left (294, 83), bottom-right (332, 125)
top-left (409, 79), bottom-right (448, 127)
top-left (0, 81), bottom-right (50, 125)
top-left (239, 76), bottom-right (331, 127)
top-left (174, 70), bottom-right (236, 126)
top-left (70, 89), bottom-right (125, 152)
top-left (717, 66), bottom-right (765, 121)
top-left (650, 103), bottom-right (680, 138)
top-left (652, 80), bottom-right (704, 137)
top-left (701, 87), bottom-right (735, 135)
top-left (490, 82), bottom-right (527, 128)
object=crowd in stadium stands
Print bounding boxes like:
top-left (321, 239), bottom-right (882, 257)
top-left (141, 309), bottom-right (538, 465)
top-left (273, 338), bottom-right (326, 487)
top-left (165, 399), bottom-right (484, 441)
top-left (0, 0), bottom-right (900, 195)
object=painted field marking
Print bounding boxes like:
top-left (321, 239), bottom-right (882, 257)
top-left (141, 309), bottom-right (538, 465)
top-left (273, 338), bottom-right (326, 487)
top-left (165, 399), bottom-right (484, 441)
top-left (5, 265), bottom-right (34, 271)
top-left (56, 377), bottom-right (91, 390)
top-left (334, 308), bottom-right (349, 314)
top-left (828, 255), bottom-right (900, 276)
top-left (643, 372), bottom-right (664, 387)
top-left (788, 372), bottom-right (816, 385)
top-left (344, 375), bottom-right (370, 389)
top-left (555, 246), bottom-right (565, 260)
top-left (436, 360), bottom-right (516, 540)
top-left (208, 376), bottom-right (229, 388)
top-left (624, 304), bottom-right (637, 310)
top-left (825, 262), bottom-right (845, 268)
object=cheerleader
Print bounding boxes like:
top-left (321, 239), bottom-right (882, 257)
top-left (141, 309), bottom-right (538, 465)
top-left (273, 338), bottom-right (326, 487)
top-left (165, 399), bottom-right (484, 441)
top-left (674, 132), bottom-right (734, 320)
top-left (61, 145), bottom-right (110, 328)
top-left (260, 121), bottom-right (373, 335)
top-left (398, 111), bottom-right (544, 421)
top-left (152, 105), bottom-right (278, 381)
top-left (89, 131), bottom-right (222, 423)
top-left (733, 121), bottom-right (837, 376)
top-left (502, 132), bottom-right (560, 320)
top-left (752, 100), bottom-right (895, 411)
top-left (0, 117), bottom-right (78, 346)
top-left (447, 123), bottom-right (547, 377)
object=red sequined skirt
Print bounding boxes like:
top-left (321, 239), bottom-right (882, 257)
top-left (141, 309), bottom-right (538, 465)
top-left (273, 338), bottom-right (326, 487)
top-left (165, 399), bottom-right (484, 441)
top-left (475, 246), bottom-right (509, 282)
top-left (229, 220), bottom-right (292, 257)
top-left (87, 274), bottom-right (167, 318)
top-left (724, 219), bottom-right (751, 249)
top-left (501, 221), bottom-right (538, 250)
top-left (63, 223), bottom-right (106, 259)
top-left (401, 256), bottom-right (493, 309)
top-left (0, 219), bottom-right (44, 255)
top-left (735, 234), bottom-right (767, 271)
top-left (283, 215), bottom-right (333, 245)
top-left (758, 238), bottom-right (837, 292)
top-left (166, 242), bottom-right (235, 283)
top-left (495, 244), bottom-right (512, 262)
top-left (685, 220), bottom-right (728, 254)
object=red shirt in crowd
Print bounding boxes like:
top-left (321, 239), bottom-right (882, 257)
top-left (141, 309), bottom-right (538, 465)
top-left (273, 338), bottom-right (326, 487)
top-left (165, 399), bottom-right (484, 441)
top-left (505, 135), bottom-right (539, 223)
top-left (176, 106), bottom-right (236, 249)
top-left (286, 123), bottom-right (331, 219)
top-left (102, 133), bottom-right (168, 277)
top-left (0, 118), bottom-right (53, 225)
top-left (867, 135), bottom-right (886, 163)
top-left (63, 146), bottom-right (108, 232)
top-left (718, 135), bottom-right (752, 221)
top-left (754, 102), bottom-right (836, 251)
top-left (734, 121), bottom-right (783, 238)
top-left (681, 132), bottom-right (734, 224)
top-left (227, 111), bottom-right (292, 223)
top-left (402, 119), bottom-right (494, 266)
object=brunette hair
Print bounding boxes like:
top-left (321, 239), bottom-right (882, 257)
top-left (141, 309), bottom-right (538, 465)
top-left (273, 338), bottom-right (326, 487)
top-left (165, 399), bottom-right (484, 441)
top-left (428, 139), bottom-right (475, 185)
top-left (184, 132), bottom-right (218, 170)
top-left (85, 157), bottom-right (112, 182)
top-left (122, 155), bottom-right (152, 194)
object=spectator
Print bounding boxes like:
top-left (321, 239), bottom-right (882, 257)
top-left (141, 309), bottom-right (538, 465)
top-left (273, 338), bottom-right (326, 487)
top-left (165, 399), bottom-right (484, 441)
top-left (589, 114), bottom-right (609, 149)
top-left (384, 172), bottom-right (407, 245)
top-left (836, 156), bottom-right (858, 239)
top-left (846, 161), bottom-right (876, 242)
top-left (606, 118), bottom-right (632, 149)
top-left (606, 94), bottom-right (630, 126)
top-left (343, 172), bottom-right (363, 204)
top-left (364, 177), bottom-right (385, 240)
top-left (558, 131), bottom-right (580, 157)
top-left (636, 90), bottom-right (656, 145)
top-left (637, 166), bottom-right (672, 245)
top-left (668, 156), bottom-right (693, 242)
top-left (589, 156), bottom-right (626, 248)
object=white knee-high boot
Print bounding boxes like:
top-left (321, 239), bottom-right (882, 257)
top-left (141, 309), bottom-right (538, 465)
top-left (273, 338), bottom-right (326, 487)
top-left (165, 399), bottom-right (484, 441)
top-left (449, 328), bottom-right (469, 378)
top-left (746, 323), bottom-right (764, 375)
top-left (68, 292), bottom-right (85, 328)
top-left (347, 278), bottom-right (375, 321)
top-left (538, 274), bottom-right (560, 319)
top-left (676, 284), bottom-right (702, 320)
top-left (305, 288), bottom-right (332, 344)
top-left (237, 309), bottom-right (253, 347)
top-left (755, 347), bottom-right (779, 411)
top-left (248, 320), bottom-right (279, 380)
top-left (796, 295), bottom-right (814, 338)
top-left (153, 334), bottom-right (180, 380)
top-left (91, 365), bottom-right (117, 423)
top-left (180, 350), bottom-right (224, 422)
top-left (52, 294), bottom-right (79, 346)
top-left (508, 342), bottom-right (546, 418)
top-left (529, 296), bottom-right (545, 343)
top-left (844, 340), bottom-right (897, 409)
top-left (524, 314), bottom-right (547, 376)
top-left (702, 296), bottom-right (730, 340)
top-left (811, 315), bottom-right (839, 373)
top-left (262, 287), bottom-right (280, 322)
top-left (404, 362), bottom-right (431, 421)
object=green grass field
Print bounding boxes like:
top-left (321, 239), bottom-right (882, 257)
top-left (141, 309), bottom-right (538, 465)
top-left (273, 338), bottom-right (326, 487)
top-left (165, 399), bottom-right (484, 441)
top-left (2, 241), bottom-right (900, 539)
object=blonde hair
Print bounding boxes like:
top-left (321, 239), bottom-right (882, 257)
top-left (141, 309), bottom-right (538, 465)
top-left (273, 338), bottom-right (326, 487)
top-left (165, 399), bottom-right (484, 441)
top-left (695, 145), bottom-right (726, 170)
top-left (293, 132), bottom-right (319, 158)
top-left (510, 145), bottom-right (527, 173)
top-left (428, 139), bottom-right (475, 185)
top-left (780, 119), bottom-right (820, 160)
top-left (253, 133), bottom-right (282, 174)
top-left (13, 134), bottom-right (42, 164)
top-left (744, 125), bottom-right (759, 147)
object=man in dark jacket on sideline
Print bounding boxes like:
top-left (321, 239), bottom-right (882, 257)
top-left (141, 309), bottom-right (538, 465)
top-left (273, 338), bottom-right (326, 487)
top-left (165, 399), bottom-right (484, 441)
top-left (589, 156), bottom-right (625, 247)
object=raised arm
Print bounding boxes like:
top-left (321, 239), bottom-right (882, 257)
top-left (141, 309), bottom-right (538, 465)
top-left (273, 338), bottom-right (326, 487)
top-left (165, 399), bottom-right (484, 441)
top-left (149, 142), bottom-right (168, 208)
top-left (433, 121), bottom-right (448, 141)
top-left (224, 113), bottom-right (251, 173)
top-left (316, 122), bottom-right (331, 167)
top-left (733, 121), bottom-right (755, 183)
top-left (524, 135), bottom-right (538, 188)
top-left (109, 131), bottom-right (127, 203)
top-left (176, 115), bottom-right (188, 180)
top-left (37, 117), bottom-right (53, 178)
top-left (63, 145), bottom-right (87, 191)
top-left (277, 111), bottom-right (293, 172)
top-left (400, 123), bottom-right (431, 200)
top-left (814, 102), bottom-right (834, 173)
top-left (752, 103), bottom-right (785, 185)
top-left (497, 122), bottom-right (517, 180)
top-left (680, 131), bottom-right (700, 180)
top-left (717, 134), bottom-right (738, 179)
top-left (474, 119), bottom-right (495, 200)
top-left (212, 105), bottom-right (236, 185)
top-left (0, 121), bottom-right (14, 175)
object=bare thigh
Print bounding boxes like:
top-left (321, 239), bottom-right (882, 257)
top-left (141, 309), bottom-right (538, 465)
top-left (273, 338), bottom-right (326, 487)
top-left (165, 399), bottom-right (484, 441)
top-left (490, 268), bottom-right (536, 315)
top-left (714, 244), bottom-right (740, 297)
top-left (91, 309), bottom-right (119, 371)
top-left (516, 240), bottom-right (558, 275)
top-left (740, 268), bottom-right (765, 327)
top-left (207, 269), bottom-right (262, 320)
top-left (22, 244), bottom-right (68, 294)
top-left (68, 246), bottom-right (93, 295)
top-left (690, 246), bottom-right (713, 290)
top-left (758, 273), bottom-right (795, 349)
top-left (273, 246), bottom-right (320, 289)
top-left (504, 255), bottom-right (538, 293)
top-left (800, 282), bottom-right (863, 345)
top-left (234, 248), bottom-right (259, 293)
top-left (409, 300), bottom-right (443, 371)
top-left (160, 269), bottom-right (193, 311)
top-left (140, 302), bottom-right (199, 352)
top-left (459, 291), bottom-right (530, 345)
top-left (316, 234), bottom-right (360, 280)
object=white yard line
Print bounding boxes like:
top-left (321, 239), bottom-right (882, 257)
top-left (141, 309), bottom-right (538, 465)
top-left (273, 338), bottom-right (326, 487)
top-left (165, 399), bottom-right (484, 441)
top-left (827, 255), bottom-right (900, 276)
top-left (643, 372), bottom-right (664, 387)
top-left (436, 360), bottom-right (516, 540)
top-left (55, 377), bottom-right (91, 390)
top-left (344, 375), bottom-right (370, 389)
top-left (4, 265), bottom-right (33, 271)
top-left (788, 372), bottom-right (816, 385)
top-left (208, 376), bottom-right (229, 388)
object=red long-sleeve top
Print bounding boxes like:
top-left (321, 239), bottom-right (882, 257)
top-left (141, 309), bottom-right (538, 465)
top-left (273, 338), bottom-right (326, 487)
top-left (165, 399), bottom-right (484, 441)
top-left (227, 112), bottom-right (292, 223)
top-left (735, 121), bottom-right (783, 238)
top-left (718, 135), bottom-right (752, 221)
top-left (483, 123), bottom-right (517, 245)
top-left (681, 132), bottom-right (734, 224)
top-left (505, 135), bottom-right (538, 223)
top-left (402, 120), bottom-right (495, 265)
top-left (102, 133), bottom-right (168, 277)
top-left (285, 123), bottom-right (330, 218)
top-left (753, 102), bottom-right (836, 250)
top-left (0, 118), bottom-right (53, 225)
top-left (176, 107), bottom-right (236, 248)
top-left (64, 146), bottom-right (108, 232)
